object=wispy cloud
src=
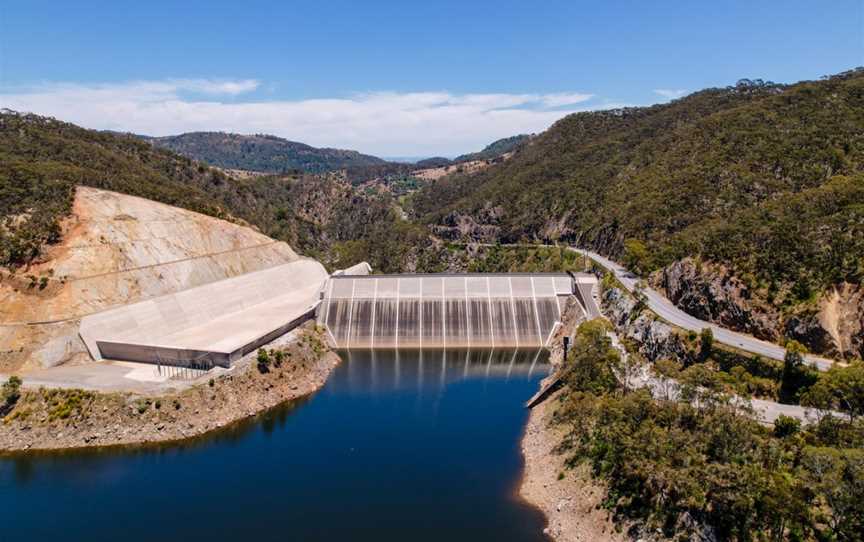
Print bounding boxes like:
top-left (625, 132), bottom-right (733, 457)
top-left (538, 92), bottom-right (594, 107)
top-left (1, 79), bottom-right (610, 155)
top-left (653, 88), bottom-right (688, 100)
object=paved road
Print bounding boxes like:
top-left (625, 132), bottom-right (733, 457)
top-left (607, 333), bottom-right (834, 424)
top-left (482, 243), bottom-right (834, 370)
top-left (573, 248), bottom-right (835, 371)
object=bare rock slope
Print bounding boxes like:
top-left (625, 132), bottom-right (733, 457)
top-left (0, 186), bottom-right (299, 372)
top-left (654, 258), bottom-right (864, 359)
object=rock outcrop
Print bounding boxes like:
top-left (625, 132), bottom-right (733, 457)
top-left (653, 258), bottom-right (779, 342)
top-left (786, 283), bottom-right (864, 359)
top-left (654, 258), bottom-right (864, 359)
top-left (601, 286), bottom-right (691, 363)
top-left (431, 208), bottom-right (503, 243)
top-left (823, 283), bottom-right (864, 359)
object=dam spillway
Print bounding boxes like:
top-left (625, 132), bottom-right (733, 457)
top-left (319, 273), bottom-right (594, 349)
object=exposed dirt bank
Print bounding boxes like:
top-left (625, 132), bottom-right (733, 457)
top-left (1, 186), bottom-right (299, 372)
top-left (520, 395), bottom-right (628, 542)
top-left (0, 324), bottom-right (338, 453)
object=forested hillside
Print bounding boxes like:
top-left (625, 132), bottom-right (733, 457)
top-left (0, 112), bottom-right (429, 274)
top-left (413, 69), bottom-right (864, 356)
top-left (145, 131), bottom-right (386, 173)
top-left (4, 70), bottom-right (863, 356)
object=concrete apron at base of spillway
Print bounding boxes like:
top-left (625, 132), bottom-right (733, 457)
top-left (318, 273), bottom-right (599, 350)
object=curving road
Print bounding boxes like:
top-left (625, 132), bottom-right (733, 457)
top-left (572, 248), bottom-right (835, 371)
top-left (482, 243), bottom-right (835, 371)
top-left (606, 332), bottom-right (835, 424)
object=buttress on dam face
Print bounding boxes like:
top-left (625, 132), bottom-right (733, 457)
top-left (318, 273), bottom-right (596, 349)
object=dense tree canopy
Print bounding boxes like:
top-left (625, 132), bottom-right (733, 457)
top-left (413, 69), bottom-right (864, 311)
top-left (554, 321), bottom-right (864, 541)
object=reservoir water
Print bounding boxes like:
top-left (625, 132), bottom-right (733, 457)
top-left (2, 349), bottom-right (550, 541)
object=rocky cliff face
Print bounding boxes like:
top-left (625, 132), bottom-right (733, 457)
top-left (785, 283), bottom-right (864, 359)
top-left (601, 286), bottom-right (692, 363)
top-left (653, 258), bottom-right (864, 359)
top-left (823, 283), bottom-right (864, 359)
top-left (431, 208), bottom-right (503, 243)
top-left (653, 258), bottom-right (779, 342)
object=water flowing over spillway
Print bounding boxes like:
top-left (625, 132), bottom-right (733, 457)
top-left (319, 274), bottom-right (576, 349)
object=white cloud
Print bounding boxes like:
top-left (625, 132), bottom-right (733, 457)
top-left (653, 88), bottom-right (688, 100)
top-left (1, 79), bottom-right (608, 155)
top-left (537, 92), bottom-right (594, 107)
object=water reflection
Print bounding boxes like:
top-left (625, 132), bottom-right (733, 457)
top-left (2, 349), bottom-right (550, 542)
top-left (339, 348), bottom-right (550, 393)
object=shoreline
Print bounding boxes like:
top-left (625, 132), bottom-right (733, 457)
top-left (518, 295), bottom-right (630, 542)
top-left (0, 324), bottom-right (340, 454)
top-left (519, 393), bottom-right (628, 542)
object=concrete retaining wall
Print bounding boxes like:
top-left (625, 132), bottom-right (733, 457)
top-left (79, 259), bottom-right (328, 366)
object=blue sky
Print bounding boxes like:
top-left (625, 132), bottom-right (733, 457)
top-left (1, 0), bottom-right (862, 155)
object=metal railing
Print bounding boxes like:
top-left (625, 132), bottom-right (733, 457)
top-left (155, 351), bottom-right (214, 380)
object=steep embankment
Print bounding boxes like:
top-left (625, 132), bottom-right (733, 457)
top-left (414, 69), bottom-right (864, 358)
top-left (0, 186), bottom-right (299, 372)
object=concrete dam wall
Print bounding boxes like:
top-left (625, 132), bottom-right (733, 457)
top-left (79, 259), bottom-right (328, 367)
top-left (319, 274), bottom-right (595, 349)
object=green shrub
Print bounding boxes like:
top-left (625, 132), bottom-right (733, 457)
top-left (256, 349), bottom-right (271, 373)
top-left (773, 415), bottom-right (801, 438)
top-left (552, 316), bottom-right (864, 540)
top-left (802, 361), bottom-right (864, 420)
top-left (699, 327), bottom-right (714, 361)
top-left (1, 376), bottom-right (22, 407)
top-left (135, 399), bottom-right (151, 414)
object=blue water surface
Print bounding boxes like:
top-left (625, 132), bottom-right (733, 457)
top-left (2, 349), bottom-right (550, 541)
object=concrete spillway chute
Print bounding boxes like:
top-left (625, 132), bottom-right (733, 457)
top-left (318, 273), bottom-right (598, 349)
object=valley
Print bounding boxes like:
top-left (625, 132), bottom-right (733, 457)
top-left (2, 66), bottom-right (863, 542)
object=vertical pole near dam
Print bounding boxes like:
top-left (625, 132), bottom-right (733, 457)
top-left (486, 276), bottom-right (495, 349)
top-left (394, 277), bottom-right (400, 349)
top-left (529, 277), bottom-right (543, 347)
top-left (508, 277), bottom-right (520, 348)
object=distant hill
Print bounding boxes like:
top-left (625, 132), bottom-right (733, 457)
top-left (0, 111), bottom-right (428, 275)
top-left (408, 135), bottom-right (531, 170)
top-left (144, 132), bottom-right (387, 173)
top-left (413, 69), bottom-right (864, 357)
top-left (452, 134), bottom-right (530, 163)
top-left (414, 157), bottom-right (454, 168)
